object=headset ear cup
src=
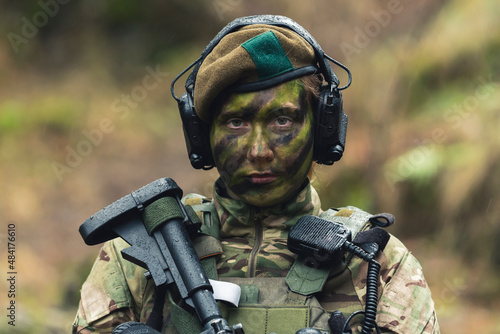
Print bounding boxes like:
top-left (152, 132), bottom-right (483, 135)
top-left (178, 92), bottom-right (214, 169)
top-left (313, 85), bottom-right (327, 163)
top-left (313, 85), bottom-right (347, 165)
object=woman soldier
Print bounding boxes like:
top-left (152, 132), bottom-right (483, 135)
top-left (73, 15), bottom-right (439, 334)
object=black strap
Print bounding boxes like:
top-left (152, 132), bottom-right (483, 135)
top-left (146, 284), bottom-right (167, 331)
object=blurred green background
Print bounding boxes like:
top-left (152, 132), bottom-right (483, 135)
top-left (0, 0), bottom-right (499, 333)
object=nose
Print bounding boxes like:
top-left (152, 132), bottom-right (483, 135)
top-left (247, 127), bottom-right (274, 163)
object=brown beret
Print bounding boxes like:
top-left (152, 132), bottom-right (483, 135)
top-left (193, 24), bottom-right (317, 122)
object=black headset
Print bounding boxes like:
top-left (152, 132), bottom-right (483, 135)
top-left (171, 15), bottom-right (352, 170)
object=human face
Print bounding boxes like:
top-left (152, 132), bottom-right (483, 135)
top-left (210, 79), bottom-right (314, 207)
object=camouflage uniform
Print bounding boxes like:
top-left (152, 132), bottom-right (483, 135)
top-left (73, 180), bottom-right (439, 333)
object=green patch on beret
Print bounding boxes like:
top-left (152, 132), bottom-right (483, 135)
top-left (242, 30), bottom-right (294, 80)
top-left (193, 24), bottom-right (316, 122)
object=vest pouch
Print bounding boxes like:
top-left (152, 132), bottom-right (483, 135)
top-left (222, 304), bottom-right (310, 334)
top-left (168, 293), bottom-right (316, 334)
top-left (220, 277), bottom-right (331, 334)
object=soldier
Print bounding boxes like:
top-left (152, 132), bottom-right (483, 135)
top-left (73, 15), bottom-right (439, 333)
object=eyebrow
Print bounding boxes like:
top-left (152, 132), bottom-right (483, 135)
top-left (271, 102), bottom-right (301, 113)
top-left (270, 103), bottom-right (304, 118)
top-left (218, 102), bottom-right (304, 122)
top-left (217, 109), bottom-right (254, 120)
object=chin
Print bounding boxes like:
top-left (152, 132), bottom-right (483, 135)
top-left (229, 179), bottom-right (305, 207)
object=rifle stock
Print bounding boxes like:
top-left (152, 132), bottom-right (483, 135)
top-left (79, 178), bottom-right (243, 334)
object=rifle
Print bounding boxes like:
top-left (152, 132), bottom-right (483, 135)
top-left (79, 178), bottom-right (244, 334)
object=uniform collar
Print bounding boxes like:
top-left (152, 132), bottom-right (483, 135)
top-left (214, 178), bottom-right (321, 235)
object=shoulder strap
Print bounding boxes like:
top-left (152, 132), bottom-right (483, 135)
top-left (183, 194), bottom-right (220, 239)
top-left (320, 206), bottom-right (374, 239)
top-left (182, 194), bottom-right (222, 280)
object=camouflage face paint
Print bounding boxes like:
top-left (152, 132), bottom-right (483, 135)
top-left (210, 79), bottom-right (314, 207)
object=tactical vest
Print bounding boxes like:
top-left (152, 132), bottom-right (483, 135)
top-left (166, 195), bottom-right (390, 334)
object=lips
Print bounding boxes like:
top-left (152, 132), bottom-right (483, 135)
top-left (248, 172), bottom-right (278, 184)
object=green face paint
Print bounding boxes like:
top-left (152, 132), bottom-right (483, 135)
top-left (210, 79), bottom-right (314, 207)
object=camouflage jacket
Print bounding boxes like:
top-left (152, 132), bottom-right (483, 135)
top-left (73, 180), bottom-right (439, 333)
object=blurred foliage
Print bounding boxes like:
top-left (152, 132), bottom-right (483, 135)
top-left (0, 96), bottom-right (82, 136)
top-left (1, 0), bottom-right (499, 332)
